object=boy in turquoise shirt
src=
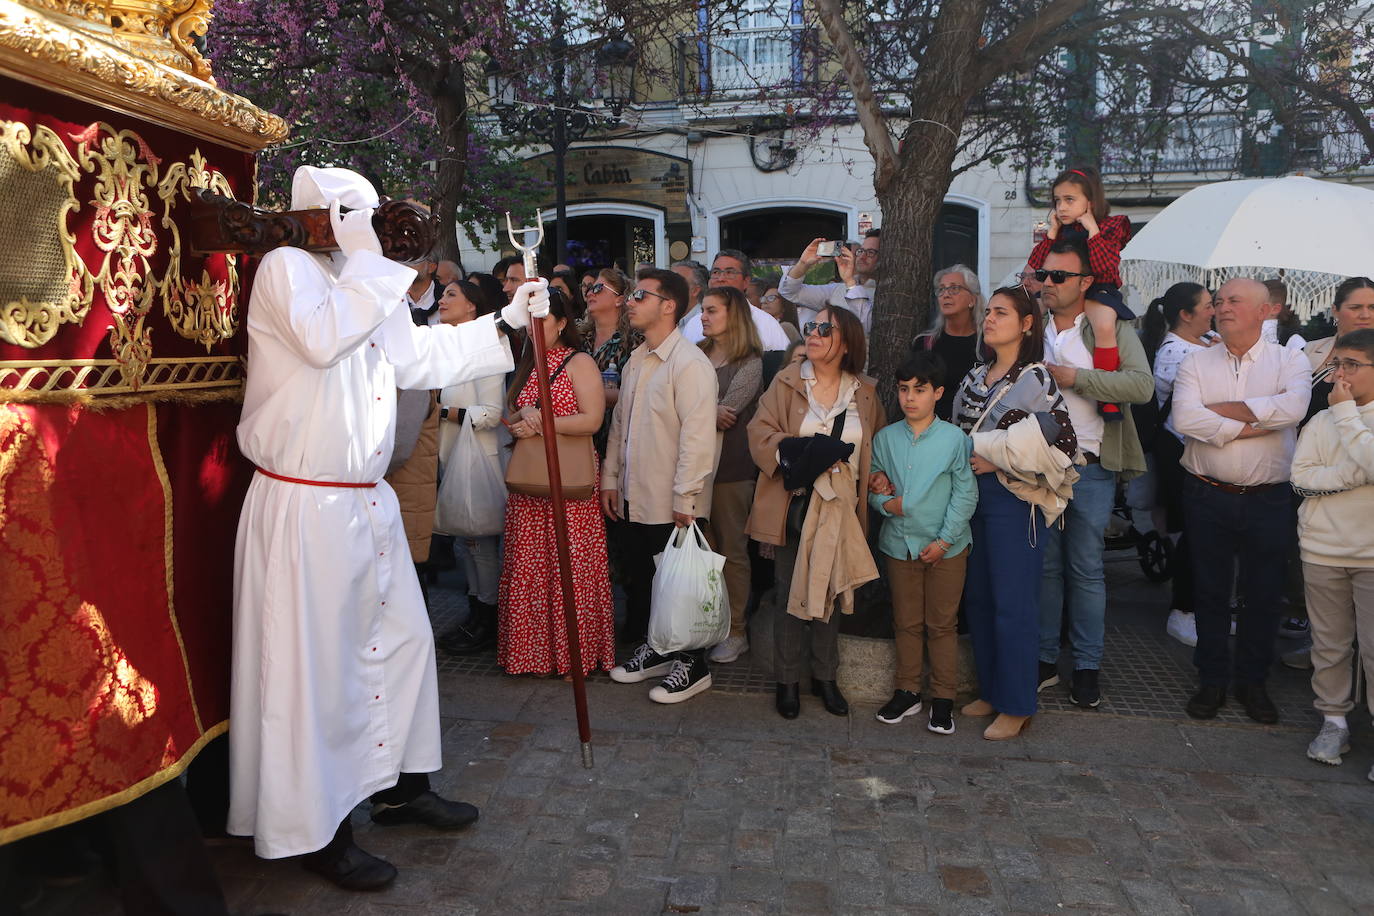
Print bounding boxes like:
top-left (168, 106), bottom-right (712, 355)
top-left (868, 351), bottom-right (978, 734)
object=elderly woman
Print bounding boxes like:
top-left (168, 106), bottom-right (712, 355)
top-left (913, 264), bottom-right (985, 420)
top-left (434, 279), bottom-right (509, 655)
top-left (747, 306), bottom-right (885, 720)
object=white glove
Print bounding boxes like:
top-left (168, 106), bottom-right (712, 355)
top-left (501, 278), bottom-right (550, 330)
top-left (329, 198), bottom-right (382, 259)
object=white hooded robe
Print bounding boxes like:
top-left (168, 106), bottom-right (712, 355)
top-left (227, 169), bottom-right (514, 858)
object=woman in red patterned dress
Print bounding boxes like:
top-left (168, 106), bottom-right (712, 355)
top-left (498, 288), bottom-right (616, 675)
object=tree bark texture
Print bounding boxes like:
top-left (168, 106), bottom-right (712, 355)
top-left (432, 61), bottom-right (469, 269)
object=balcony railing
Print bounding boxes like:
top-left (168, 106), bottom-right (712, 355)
top-left (676, 26), bottom-right (818, 100)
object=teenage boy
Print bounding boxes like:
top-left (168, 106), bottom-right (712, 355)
top-left (1291, 328), bottom-right (1374, 778)
top-left (867, 352), bottom-right (978, 734)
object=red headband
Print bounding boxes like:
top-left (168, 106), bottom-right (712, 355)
top-left (1069, 169), bottom-right (1089, 179)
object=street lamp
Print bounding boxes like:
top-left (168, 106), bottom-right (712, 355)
top-left (486, 18), bottom-right (636, 268)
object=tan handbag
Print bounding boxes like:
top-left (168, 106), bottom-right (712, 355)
top-left (504, 353), bottom-right (598, 500)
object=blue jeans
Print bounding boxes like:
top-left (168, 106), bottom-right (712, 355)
top-left (965, 475), bottom-right (1048, 716)
top-left (1039, 461), bottom-right (1116, 670)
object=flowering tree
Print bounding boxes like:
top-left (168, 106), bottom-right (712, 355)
top-left (208, 0), bottom-right (549, 265)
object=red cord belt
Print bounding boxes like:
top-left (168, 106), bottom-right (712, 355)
top-left (255, 467), bottom-right (378, 488)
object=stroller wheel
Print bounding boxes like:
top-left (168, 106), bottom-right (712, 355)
top-left (1137, 531), bottom-right (1172, 582)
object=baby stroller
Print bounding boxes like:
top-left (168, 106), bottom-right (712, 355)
top-left (1104, 485), bottom-right (1172, 583)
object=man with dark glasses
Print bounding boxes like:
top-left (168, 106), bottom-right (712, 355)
top-left (604, 269), bottom-right (721, 704)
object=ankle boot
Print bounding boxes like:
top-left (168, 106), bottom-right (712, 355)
top-left (438, 599), bottom-right (497, 655)
top-left (775, 682), bottom-right (800, 719)
top-left (811, 678), bottom-right (849, 716)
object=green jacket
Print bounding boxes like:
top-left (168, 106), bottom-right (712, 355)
top-left (1067, 318), bottom-right (1153, 480)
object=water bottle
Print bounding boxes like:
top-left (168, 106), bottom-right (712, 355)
top-left (601, 362), bottom-right (620, 390)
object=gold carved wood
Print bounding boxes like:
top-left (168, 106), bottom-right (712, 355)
top-left (0, 0), bottom-right (287, 153)
top-left (0, 119), bottom-right (245, 399)
top-left (0, 121), bottom-right (93, 348)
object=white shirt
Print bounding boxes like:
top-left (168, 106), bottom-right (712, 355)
top-left (1262, 317), bottom-right (1306, 350)
top-left (798, 359), bottom-right (862, 472)
top-left (1171, 336), bottom-right (1311, 486)
top-left (230, 247), bottom-right (513, 858)
top-left (681, 303), bottom-right (792, 351)
top-left (406, 284), bottom-right (441, 326)
top-left (777, 272), bottom-right (874, 332)
top-left (1154, 332), bottom-right (1212, 442)
top-left (1043, 311), bottom-right (1104, 457)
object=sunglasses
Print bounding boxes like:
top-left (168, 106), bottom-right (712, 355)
top-left (588, 282), bottom-right (621, 296)
top-left (1034, 269), bottom-right (1091, 284)
top-left (803, 321), bottom-right (835, 338)
top-left (630, 288), bottom-right (672, 304)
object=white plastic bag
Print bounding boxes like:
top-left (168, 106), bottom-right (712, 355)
top-left (435, 415), bottom-right (507, 537)
top-left (647, 522), bottom-right (730, 654)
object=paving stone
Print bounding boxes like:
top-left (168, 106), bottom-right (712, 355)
top-left (1001, 878), bottom-right (1063, 913)
top-left (725, 867), bottom-right (783, 904)
top-left (557, 866), bottom-right (613, 901)
top-left (1121, 877), bottom-right (1189, 915)
top-left (888, 871), bottom-right (944, 907)
top-left (666, 874), bottom-right (720, 910)
top-left (1290, 885), bottom-right (1360, 916)
top-left (782, 879), bottom-right (833, 914)
top-left (939, 864), bottom-right (993, 897)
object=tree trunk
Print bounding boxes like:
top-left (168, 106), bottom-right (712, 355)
top-left (867, 0), bottom-right (990, 412)
top-left (432, 62), bottom-right (469, 268)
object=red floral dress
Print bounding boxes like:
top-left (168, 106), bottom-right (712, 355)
top-left (498, 346), bottom-right (616, 675)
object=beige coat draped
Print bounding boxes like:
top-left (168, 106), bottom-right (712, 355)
top-left (786, 461), bottom-right (880, 621)
top-left (744, 360), bottom-right (885, 546)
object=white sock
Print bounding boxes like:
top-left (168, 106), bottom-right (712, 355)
top-left (1324, 714), bottom-right (1349, 730)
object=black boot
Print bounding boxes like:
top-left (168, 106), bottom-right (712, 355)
top-left (775, 682), bottom-right (800, 719)
top-left (811, 678), bottom-right (849, 716)
top-left (437, 599), bottom-right (497, 655)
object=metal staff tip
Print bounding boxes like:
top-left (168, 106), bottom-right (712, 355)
top-left (504, 210), bottom-right (544, 278)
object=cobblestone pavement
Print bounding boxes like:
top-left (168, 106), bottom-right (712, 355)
top-left (32, 565), bottom-right (1374, 915)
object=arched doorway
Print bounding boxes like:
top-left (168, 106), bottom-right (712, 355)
top-left (538, 203), bottom-right (666, 276)
top-left (933, 203), bottom-right (980, 276)
top-left (718, 206), bottom-right (847, 265)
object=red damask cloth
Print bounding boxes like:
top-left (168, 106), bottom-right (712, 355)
top-left (0, 81), bottom-right (256, 843)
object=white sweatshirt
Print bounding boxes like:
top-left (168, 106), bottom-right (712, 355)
top-left (1291, 399), bottom-right (1374, 568)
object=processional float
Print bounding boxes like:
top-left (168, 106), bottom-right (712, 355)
top-left (0, 0), bottom-right (435, 844)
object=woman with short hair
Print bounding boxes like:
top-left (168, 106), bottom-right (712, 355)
top-left (914, 264), bottom-right (985, 420)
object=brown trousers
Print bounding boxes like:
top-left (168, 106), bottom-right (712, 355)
top-left (705, 478), bottom-right (757, 638)
top-left (886, 547), bottom-right (969, 699)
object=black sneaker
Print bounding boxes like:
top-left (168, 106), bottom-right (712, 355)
top-left (1037, 661), bottom-right (1060, 693)
top-left (609, 643), bottom-right (675, 683)
top-left (875, 689), bottom-right (922, 724)
top-left (1278, 617), bottom-right (1310, 639)
top-left (927, 698), bottom-right (955, 735)
top-left (648, 656), bottom-right (712, 704)
top-left (1069, 668), bottom-right (1101, 708)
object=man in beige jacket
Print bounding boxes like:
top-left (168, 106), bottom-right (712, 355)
top-left (602, 268), bottom-right (720, 703)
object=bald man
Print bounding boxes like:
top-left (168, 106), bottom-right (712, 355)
top-left (1171, 277), bottom-right (1311, 724)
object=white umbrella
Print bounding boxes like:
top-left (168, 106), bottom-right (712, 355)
top-left (1121, 175), bottom-right (1374, 319)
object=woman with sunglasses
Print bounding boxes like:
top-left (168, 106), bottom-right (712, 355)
top-left (747, 306), bottom-right (885, 719)
top-left (758, 284), bottom-right (802, 344)
top-left (580, 267), bottom-right (642, 457)
top-left (951, 286), bottom-right (1077, 740)
top-left (698, 286), bottom-right (765, 665)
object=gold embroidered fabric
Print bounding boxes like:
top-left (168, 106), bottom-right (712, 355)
top-left (0, 121), bottom-right (93, 348)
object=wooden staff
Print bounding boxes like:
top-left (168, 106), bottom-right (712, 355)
top-left (505, 211), bottom-right (594, 769)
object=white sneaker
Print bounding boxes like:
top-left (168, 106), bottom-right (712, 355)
top-left (648, 658), bottom-right (712, 704)
top-left (1166, 610), bottom-right (1197, 647)
top-left (709, 635), bottom-right (749, 664)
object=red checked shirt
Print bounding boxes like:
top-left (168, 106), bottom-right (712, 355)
top-left (1028, 214), bottom-right (1131, 287)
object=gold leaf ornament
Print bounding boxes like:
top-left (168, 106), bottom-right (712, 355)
top-left (0, 120), bottom-right (93, 348)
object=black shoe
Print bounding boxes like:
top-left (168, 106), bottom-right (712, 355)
top-left (875, 689), bottom-right (922, 724)
top-left (775, 682), bottom-right (800, 719)
top-left (302, 842), bottom-right (398, 891)
top-left (1069, 668), bottom-right (1101, 708)
top-left (1233, 683), bottom-right (1279, 724)
top-left (811, 678), bottom-right (849, 717)
top-left (437, 600), bottom-right (496, 655)
top-left (1185, 685), bottom-right (1226, 719)
top-left (927, 698), bottom-right (955, 735)
top-left (1279, 617), bottom-right (1310, 639)
top-left (1036, 661), bottom-right (1060, 693)
top-left (371, 791), bottom-right (479, 830)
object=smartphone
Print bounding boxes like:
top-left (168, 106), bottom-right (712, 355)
top-left (816, 240), bottom-right (844, 257)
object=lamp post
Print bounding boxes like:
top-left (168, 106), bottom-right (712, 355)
top-left (486, 14), bottom-right (636, 267)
